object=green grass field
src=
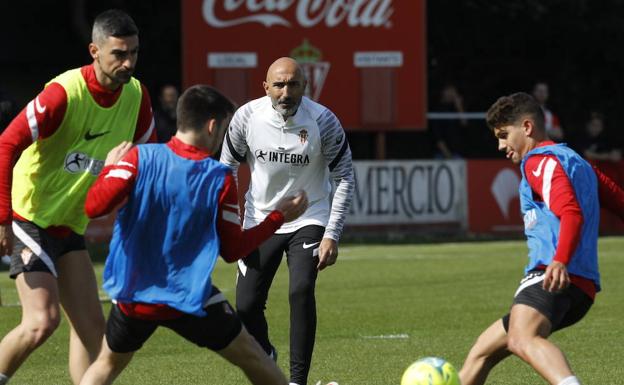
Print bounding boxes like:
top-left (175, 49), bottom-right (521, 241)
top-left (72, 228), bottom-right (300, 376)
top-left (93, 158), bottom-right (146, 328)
top-left (1, 237), bottom-right (623, 385)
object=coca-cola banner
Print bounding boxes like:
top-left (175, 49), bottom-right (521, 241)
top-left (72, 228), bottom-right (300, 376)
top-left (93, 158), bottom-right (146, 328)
top-left (182, 0), bottom-right (427, 130)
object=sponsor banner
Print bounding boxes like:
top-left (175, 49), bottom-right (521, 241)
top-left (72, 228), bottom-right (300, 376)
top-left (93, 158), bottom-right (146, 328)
top-left (347, 160), bottom-right (467, 225)
top-left (466, 160), bottom-right (523, 233)
top-left (182, 0), bottom-right (427, 130)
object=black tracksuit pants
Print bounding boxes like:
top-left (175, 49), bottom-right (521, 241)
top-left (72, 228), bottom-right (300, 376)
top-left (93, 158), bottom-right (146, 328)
top-left (236, 225), bottom-right (324, 385)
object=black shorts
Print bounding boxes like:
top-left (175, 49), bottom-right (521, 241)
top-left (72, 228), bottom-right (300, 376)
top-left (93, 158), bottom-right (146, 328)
top-left (502, 270), bottom-right (593, 333)
top-left (106, 287), bottom-right (243, 353)
top-left (9, 220), bottom-right (86, 279)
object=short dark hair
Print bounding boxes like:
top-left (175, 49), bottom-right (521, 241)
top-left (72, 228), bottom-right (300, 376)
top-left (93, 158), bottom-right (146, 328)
top-left (92, 9), bottom-right (139, 43)
top-left (486, 92), bottom-right (545, 132)
top-left (176, 85), bottom-right (235, 132)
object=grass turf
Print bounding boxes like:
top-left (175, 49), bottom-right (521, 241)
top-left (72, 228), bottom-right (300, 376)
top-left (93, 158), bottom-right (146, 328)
top-left (1, 237), bottom-right (623, 384)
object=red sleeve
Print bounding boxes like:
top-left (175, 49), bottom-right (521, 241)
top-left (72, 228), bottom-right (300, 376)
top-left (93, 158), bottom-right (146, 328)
top-left (85, 147), bottom-right (139, 218)
top-left (217, 172), bottom-right (284, 262)
top-left (593, 165), bottom-right (624, 221)
top-left (132, 84), bottom-right (156, 144)
top-left (0, 84), bottom-right (67, 224)
top-left (524, 155), bottom-right (583, 265)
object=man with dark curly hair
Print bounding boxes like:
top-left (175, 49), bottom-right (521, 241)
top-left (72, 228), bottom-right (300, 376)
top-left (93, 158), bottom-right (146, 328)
top-left (459, 92), bottom-right (624, 385)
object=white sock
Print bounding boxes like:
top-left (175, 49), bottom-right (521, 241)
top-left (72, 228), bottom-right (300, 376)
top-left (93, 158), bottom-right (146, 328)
top-left (558, 376), bottom-right (580, 385)
top-left (289, 383), bottom-right (300, 385)
top-left (0, 373), bottom-right (10, 385)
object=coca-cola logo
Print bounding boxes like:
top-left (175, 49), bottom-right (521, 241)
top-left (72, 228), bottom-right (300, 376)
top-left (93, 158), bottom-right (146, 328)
top-left (203, 0), bottom-right (394, 29)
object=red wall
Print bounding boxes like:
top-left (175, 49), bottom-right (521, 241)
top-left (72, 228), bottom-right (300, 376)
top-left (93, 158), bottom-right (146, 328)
top-left (466, 160), bottom-right (523, 234)
top-left (466, 159), bottom-right (624, 235)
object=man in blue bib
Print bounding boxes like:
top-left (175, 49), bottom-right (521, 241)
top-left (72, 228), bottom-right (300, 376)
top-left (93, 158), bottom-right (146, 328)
top-left (80, 85), bottom-right (308, 385)
top-left (459, 92), bottom-right (624, 385)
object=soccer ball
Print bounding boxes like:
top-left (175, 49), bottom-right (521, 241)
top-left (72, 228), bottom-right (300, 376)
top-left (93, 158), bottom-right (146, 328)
top-left (401, 357), bottom-right (460, 385)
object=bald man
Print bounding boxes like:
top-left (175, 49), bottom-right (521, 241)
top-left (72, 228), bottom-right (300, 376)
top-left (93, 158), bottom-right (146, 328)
top-left (220, 57), bottom-right (354, 385)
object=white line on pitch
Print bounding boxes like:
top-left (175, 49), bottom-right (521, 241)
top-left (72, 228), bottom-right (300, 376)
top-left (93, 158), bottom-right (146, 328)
top-left (360, 333), bottom-right (409, 339)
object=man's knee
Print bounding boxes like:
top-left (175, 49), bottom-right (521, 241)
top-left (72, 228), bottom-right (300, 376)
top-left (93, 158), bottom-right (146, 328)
top-left (221, 329), bottom-right (267, 366)
top-left (468, 336), bottom-right (491, 361)
top-left (464, 347), bottom-right (497, 375)
top-left (464, 336), bottom-right (495, 370)
top-left (506, 333), bottom-right (531, 359)
top-left (465, 320), bottom-right (510, 367)
top-left (288, 279), bottom-right (315, 305)
top-left (236, 294), bottom-right (266, 319)
top-left (22, 312), bottom-right (61, 348)
top-left (236, 331), bottom-right (264, 360)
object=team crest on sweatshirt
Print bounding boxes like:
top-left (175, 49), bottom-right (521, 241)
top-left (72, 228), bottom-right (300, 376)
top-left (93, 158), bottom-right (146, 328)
top-left (299, 129), bottom-right (308, 144)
